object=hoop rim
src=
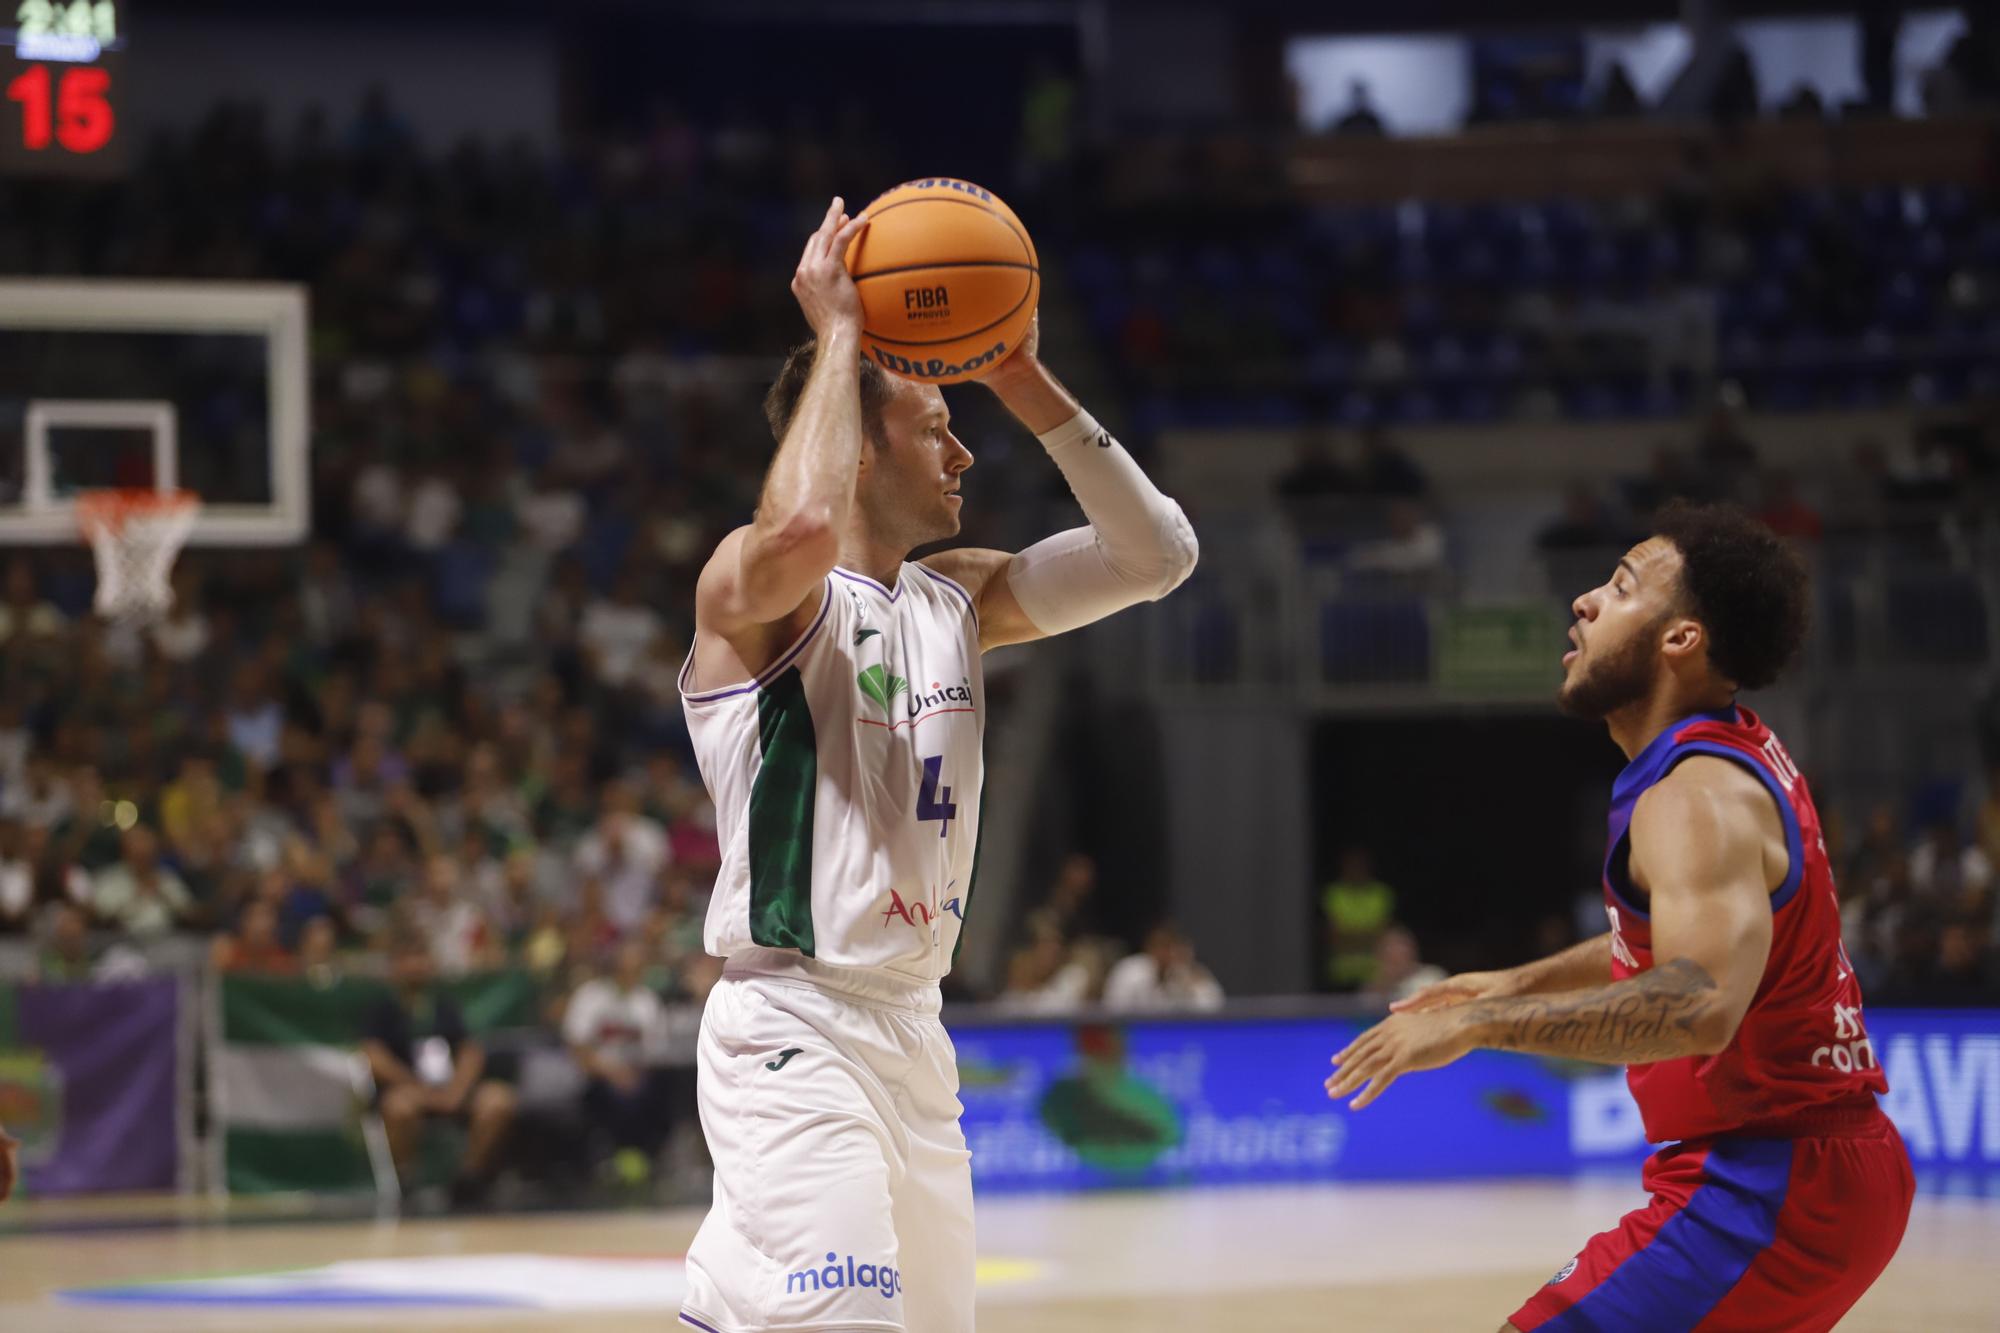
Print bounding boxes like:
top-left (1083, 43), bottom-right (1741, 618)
top-left (74, 487), bottom-right (202, 536)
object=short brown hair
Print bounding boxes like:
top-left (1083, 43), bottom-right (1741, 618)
top-left (763, 339), bottom-right (895, 445)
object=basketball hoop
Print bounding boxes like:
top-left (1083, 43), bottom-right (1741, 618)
top-left (75, 488), bottom-right (200, 622)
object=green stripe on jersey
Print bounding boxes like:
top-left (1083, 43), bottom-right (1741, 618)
top-left (748, 666), bottom-right (817, 956)
top-left (952, 785), bottom-right (988, 969)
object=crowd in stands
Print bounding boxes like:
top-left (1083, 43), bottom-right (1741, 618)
top-left (998, 853), bottom-right (1226, 1014)
top-left (0, 63), bottom-right (1991, 1185)
top-left (1835, 695), bottom-right (2000, 1007)
top-left (1071, 162), bottom-right (2000, 431)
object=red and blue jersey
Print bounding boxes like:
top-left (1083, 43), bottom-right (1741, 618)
top-left (1601, 705), bottom-right (1886, 1144)
top-left (1514, 705), bottom-right (1912, 1331)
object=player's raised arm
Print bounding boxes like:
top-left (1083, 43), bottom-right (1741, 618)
top-left (1327, 756), bottom-right (1778, 1108)
top-left (701, 199), bottom-right (872, 637)
top-left (924, 315), bottom-right (1198, 651)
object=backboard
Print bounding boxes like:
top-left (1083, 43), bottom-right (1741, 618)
top-left (0, 279), bottom-right (309, 545)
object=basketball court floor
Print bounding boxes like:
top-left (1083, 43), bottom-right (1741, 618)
top-left (1, 1178), bottom-right (1994, 1331)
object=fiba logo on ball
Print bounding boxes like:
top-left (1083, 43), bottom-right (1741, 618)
top-left (903, 285), bottom-right (950, 321)
top-left (1548, 1257), bottom-right (1579, 1285)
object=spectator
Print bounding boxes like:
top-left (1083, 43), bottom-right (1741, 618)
top-left (0, 822), bottom-right (31, 932)
top-left (0, 560), bottom-right (64, 643)
top-left (0, 702), bottom-right (26, 794)
top-left (1910, 918), bottom-right (1998, 1005)
top-left (299, 542), bottom-right (358, 644)
top-left (1040, 852), bottom-right (1099, 940)
top-left (1710, 44), bottom-right (1761, 123)
top-left (579, 571), bottom-right (664, 688)
top-left (159, 753), bottom-right (226, 860)
top-left (1322, 847), bottom-right (1396, 991)
top-left (211, 897), bottom-right (297, 973)
top-left (91, 826), bottom-right (195, 937)
top-left (1017, 56), bottom-right (1078, 190)
top-left (1359, 925), bottom-right (1448, 1005)
top-left (1597, 60), bottom-right (1642, 117)
top-left (34, 902), bottom-right (100, 982)
top-left (224, 665), bottom-right (285, 771)
top-left (1909, 819), bottom-right (1993, 909)
top-left (514, 465), bottom-right (588, 553)
top-left (1356, 426), bottom-right (1428, 498)
top-left (410, 852), bottom-right (492, 977)
top-left (362, 933), bottom-right (517, 1206)
top-left (53, 767), bottom-right (121, 871)
top-left (1275, 431), bottom-right (1358, 522)
top-left (150, 571), bottom-right (212, 663)
top-left (563, 940), bottom-right (674, 1179)
top-left (1, 754), bottom-right (72, 830)
top-left (403, 467), bottom-right (462, 552)
top-left (1536, 483), bottom-right (1622, 552)
top-left (999, 921), bottom-right (1106, 1013)
top-left (1334, 79), bottom-right (1386, 136)
top-left (572, 778), bottom-right (671, 931)
top-left (1978, 765), bottom-right (2000, 894)
top-left (1102, 922), bottom-right (1224, 1012)
top-left (1345, 500), bottom-right (1446, 580)
top-left (298, 914), bottom-right (340, 985)
top-left (1756, 472), bottom-right (1824, 542)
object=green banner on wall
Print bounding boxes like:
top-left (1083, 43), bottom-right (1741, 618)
top-left (210, 970), bottom-right (537, 1194)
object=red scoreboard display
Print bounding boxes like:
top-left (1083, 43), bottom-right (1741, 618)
top-left (3, 0), bottom-right (125, 176)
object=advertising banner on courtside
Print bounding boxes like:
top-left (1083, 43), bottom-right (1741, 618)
top-left (0, 977), bottom-right (180, 1194)
top-left (951, 1009), bottom-right (2000, 1194)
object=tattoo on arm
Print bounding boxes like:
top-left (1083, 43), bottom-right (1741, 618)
top-left (1463, 959), bottom-right (1721, 1064)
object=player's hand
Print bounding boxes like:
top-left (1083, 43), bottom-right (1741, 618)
top-left (0, 1126), bottom-right (19, 1203)
top-left (792, 197), bottom-right (870, 340)
top-left (1389, 968), bottom-right (1518, 1014)
top-left (974, 311), bottom-right (1041, 388)
top-left (1325, 1009), bottom-right (1475, 1110)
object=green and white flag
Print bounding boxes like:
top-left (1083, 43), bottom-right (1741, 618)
top-left (210, 972), bottom-right (537, 1194)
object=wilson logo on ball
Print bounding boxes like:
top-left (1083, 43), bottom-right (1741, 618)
top-left (871, 341), bottom-right (1008, 380)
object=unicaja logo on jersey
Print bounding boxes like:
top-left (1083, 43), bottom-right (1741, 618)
top-left (786, 1251), bottom-right (902, 1300)
top-left (905, 677), bottom-right (973, 716)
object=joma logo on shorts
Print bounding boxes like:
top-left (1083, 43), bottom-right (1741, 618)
top-left (787, 1251), bottom-right (902, 1299)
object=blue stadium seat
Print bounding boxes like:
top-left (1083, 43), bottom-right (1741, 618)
top-left (1320, 598), bottom-right (1431, 684)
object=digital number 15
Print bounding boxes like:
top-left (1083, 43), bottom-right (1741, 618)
top-left (6, 64), bottom-right (114, 154)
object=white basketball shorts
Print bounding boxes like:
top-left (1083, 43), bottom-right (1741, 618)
top-left (678, 950), bottom-right (974, 1333)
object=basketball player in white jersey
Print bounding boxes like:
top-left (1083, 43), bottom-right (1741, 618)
top-left (675, 197), bottom-right (1197, 1333)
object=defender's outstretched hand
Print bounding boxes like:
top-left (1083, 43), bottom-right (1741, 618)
top-left (1325, 1009), bottom-right (1475, 1110)
top-left (791, 197), bottom-right (870, 339)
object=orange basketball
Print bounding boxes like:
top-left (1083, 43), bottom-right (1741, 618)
top-left (843, 178), bottom-right (1039, 385)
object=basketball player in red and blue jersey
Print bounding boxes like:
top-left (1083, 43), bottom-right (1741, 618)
top-left (1326, 501), bottom-right (1912, 1332)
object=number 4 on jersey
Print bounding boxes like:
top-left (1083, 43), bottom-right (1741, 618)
top-left (917, 754), bottom-right (956, 837)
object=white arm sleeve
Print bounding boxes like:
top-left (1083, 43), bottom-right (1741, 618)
top-left (1005, 410), bottom-right (1199, 636)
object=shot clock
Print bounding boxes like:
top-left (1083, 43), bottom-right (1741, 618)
top-left (3, 0), bottom-right (126, 176)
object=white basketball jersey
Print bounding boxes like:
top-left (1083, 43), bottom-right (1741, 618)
top-left (680, 563), bottom-right (985, 983)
